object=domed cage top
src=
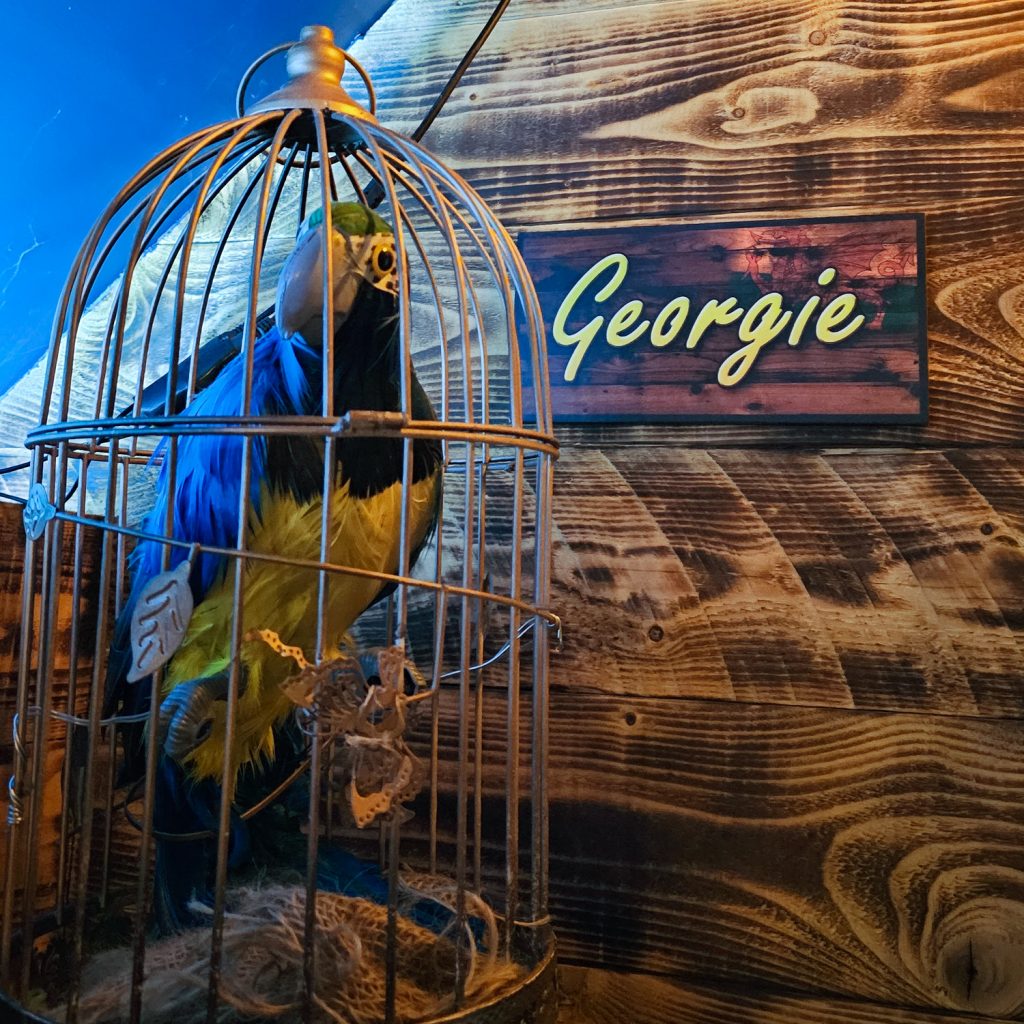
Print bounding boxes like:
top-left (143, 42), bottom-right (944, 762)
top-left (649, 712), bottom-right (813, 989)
top-left (1, 26), bottom-right (558, 1024)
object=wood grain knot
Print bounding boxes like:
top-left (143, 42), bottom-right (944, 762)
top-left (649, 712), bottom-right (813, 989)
top-left (825, 818), bottom-right (1024, 1017)
top-left (722, 87), bottom-right (819, 136)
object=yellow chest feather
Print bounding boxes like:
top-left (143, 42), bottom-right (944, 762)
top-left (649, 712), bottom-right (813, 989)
top-left (164, 470), bottom-right (439, 781)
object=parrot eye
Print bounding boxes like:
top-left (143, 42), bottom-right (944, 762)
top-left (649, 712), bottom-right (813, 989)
top-left (373, 244), bottom-right (395, 274)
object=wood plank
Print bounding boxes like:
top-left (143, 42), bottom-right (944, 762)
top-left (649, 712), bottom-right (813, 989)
top-left (545, 381), bottom-right (924, 420)
top-left (549, 447), bottom-right (735, 700)
top-left (944, 449), bottom-right (1024, 536)
top-left (556, 966), bottom-right (1022, 1024)
top-left (370, 447), bottom-right (1024, 718)
top-left (402, 692), bottom-right (1024, 1016)
top-left (358, 0), bottom-right (1024, 445)
top-left (372, 0), bottom-right (654, 31)
top-left (542, 340), bottom-right (925, 390)
top-left (707, 450), bottom-right (982, 715)
top-left (0, 514), bottom-right (101, 743)
top-left (429, 693), bottom-right (1024, 1017)
top-left (603, 446), bottom-right (852, 706)
top-left (366, 2), bottom-right (1024, 196)
top-left (0, 504), bottom-right (102, 915)
top-left (366, 0), bottom-right (1024, 154)
top-left (545, 447), bottom-right (1024, 716)
top-left (829, 452), bottom-right (1024, 715)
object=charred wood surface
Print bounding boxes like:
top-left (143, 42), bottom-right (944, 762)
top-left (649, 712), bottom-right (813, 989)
top-left (413, 692), bottom-right (1024, 1019)
top-left (364, 0), bottom-right (1024, 447)
top-left (555, 967), bottom-right (1023, 1024)
top-left (357, 0), bottom-right (1024, 1017)
top-left (548, 447), bottom-right (1024, 716)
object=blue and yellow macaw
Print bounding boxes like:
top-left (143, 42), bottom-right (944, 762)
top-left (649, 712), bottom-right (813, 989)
top-left (103, 202), bottom-right (442, 929)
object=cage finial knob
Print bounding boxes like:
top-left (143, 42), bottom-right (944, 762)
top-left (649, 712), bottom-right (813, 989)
top-left (247, 24), bottom-right (378, 122)
top-left (286, 26), bottom-right (347, 87)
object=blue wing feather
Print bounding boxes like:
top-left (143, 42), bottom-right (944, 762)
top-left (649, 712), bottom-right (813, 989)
top-left (132, 325), bottom-right (316, 600)
top-left (102, 326), bottom-right (317, 734)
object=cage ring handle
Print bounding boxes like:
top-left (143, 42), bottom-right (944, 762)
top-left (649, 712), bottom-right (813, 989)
top-left (236, 40), bottom-right (378, 117)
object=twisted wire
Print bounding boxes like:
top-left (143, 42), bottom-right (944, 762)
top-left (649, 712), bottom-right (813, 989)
top-left (6, 709), bottom-right (37, 826)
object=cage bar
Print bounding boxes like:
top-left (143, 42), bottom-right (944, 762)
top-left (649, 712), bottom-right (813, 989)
top-left (2, 24), bottom-right (557, 1024)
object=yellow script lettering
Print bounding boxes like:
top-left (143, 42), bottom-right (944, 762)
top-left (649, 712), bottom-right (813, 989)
top-left (816, 293), bottom-right (864, 343)
top-left (789, 269), bottom-right (837, 347)
top-left (651, 296), bottom-right (691, 347)
top-left (684, 298), bottom-right (743, 350)
top-left (607, 300), bottom-right (650, 347)
top-left (718, 293), bottom-right (793, 387)
top-left (552, 253), bottom-right (628, 382)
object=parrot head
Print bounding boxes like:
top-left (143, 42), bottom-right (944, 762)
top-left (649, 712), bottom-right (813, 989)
top-left (276, 201), bottom-right (398, 342)
top-left (157, 670), bottom-right (269, 782)
top-left (158, 673), bottom-right (234, 766)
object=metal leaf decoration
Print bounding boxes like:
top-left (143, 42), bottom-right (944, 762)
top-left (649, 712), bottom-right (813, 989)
top-left (348, 746), bottom-right (420, 828)
top-left (127, 558), bottom-right (194, 682)
top-left (23, 484), bottom-right (56, 541)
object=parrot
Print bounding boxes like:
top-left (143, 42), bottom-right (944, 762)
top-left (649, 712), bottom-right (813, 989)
top-left (102, 201), bottom-right (443, 931)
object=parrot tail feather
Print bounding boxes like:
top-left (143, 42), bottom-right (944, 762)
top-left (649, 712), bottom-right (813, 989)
top-left (151, 755), bottom-right (250, 934)
top-left (315, 844), bottom-right (487, 945)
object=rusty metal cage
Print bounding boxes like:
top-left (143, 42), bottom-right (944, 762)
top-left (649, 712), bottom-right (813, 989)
top-left (1, 25), bottom-right (557, 1024)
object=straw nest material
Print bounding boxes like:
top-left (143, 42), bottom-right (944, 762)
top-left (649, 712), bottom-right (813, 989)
top-left (66, 878), bottom-right (522, 1023)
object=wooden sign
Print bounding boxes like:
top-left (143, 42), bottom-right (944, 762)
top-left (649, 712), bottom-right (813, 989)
top-left (518, 214), bottom-right (926, 423)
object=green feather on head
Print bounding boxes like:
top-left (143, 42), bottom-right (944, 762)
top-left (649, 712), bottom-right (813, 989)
top-left (306, 201), bottom-right (393, 237)
top-left (278, 200), bottom-right (400, 339)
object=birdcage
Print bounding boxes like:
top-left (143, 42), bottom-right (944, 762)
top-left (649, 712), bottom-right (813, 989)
top-left (0, 25), bottom-right (558, 1024)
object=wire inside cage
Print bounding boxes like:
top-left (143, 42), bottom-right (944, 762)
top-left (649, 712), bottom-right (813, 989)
top-left (2, 91), bottom-right (556, 1024)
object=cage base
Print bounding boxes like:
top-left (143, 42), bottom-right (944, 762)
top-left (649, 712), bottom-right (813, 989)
top-left (423, 941), bottom-right (557, 1024)
top-left (0, 941), bottom-right (556, 1024)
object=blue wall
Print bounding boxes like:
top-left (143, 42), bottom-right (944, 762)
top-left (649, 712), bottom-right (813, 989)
top-left (0, 0), bottom-right (394, 387)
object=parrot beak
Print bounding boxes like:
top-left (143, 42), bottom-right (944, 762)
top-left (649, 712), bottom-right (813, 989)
top-left (276, 228), bottom-right (326, 339)
top-left (158, 673), bottom-right (237, 763)
top-left (276, 225), bottom-right (368, 341)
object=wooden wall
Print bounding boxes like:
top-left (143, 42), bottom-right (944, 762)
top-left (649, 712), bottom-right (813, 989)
top-left (357, 1), bottom-right (1024, 1020)
top-left (0, 512), bottom-right (100, 915)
